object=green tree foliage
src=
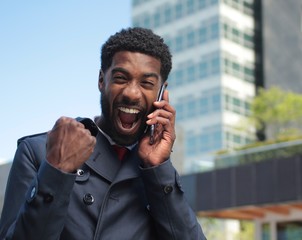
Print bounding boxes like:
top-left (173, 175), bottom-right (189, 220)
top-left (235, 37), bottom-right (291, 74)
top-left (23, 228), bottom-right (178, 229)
top-left (234, 220), bottom-right (254, 240)
top-left (249, 86), bottom-right (302, 140)
top-left (200, 218), bottom-right (255, 240)
top-left (199, 218), bottom-right (229, 239)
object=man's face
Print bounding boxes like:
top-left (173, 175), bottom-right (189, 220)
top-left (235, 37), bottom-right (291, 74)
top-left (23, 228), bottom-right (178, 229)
top-left (99, 51), bottom-right (163, 146)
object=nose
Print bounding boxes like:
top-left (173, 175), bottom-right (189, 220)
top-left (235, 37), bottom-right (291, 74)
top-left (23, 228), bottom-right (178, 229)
top-left (122, 82), bottom-right (142, 102)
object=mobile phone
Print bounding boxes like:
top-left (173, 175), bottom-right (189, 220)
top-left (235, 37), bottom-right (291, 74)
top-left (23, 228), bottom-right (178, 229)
top-left (149, 84), bottom-right (167, 144)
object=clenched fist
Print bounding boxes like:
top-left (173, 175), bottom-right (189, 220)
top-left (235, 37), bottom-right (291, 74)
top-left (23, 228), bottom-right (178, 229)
top-left (46, 117), bottom-right (96, 173)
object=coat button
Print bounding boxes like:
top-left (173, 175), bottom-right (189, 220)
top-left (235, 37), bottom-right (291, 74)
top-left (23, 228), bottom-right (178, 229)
top-left (30, 187), bottom-right (36, 199)
top-left (77, 169), bottom-right (84, 176)
top-left (163, 185), bottom-right (173, 194)
top-left (83, 193), bottom-right (94, 205)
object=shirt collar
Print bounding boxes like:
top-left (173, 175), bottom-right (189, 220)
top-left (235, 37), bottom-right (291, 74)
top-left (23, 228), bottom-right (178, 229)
top-left (97, 125), bottom-right (137, 151)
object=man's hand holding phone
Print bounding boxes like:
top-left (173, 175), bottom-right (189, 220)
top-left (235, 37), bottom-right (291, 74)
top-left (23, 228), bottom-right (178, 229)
top-left (138, 84), bottom-right (176, 167)
top-left (149, 84), bottom-right (167, 145)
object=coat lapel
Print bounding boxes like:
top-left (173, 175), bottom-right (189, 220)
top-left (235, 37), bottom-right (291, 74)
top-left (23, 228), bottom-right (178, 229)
top-left (85, 133), bottom-right (141, 183)
top-left (85, 133), bottom-right (120, 183)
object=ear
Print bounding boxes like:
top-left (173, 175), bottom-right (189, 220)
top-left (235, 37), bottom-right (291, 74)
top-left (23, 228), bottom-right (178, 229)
top-left (98, 70), bottom-right (104, 92)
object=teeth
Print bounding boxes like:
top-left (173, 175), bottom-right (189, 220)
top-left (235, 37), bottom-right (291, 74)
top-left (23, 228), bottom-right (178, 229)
top-left (118, 107), bottom-right (139, 114)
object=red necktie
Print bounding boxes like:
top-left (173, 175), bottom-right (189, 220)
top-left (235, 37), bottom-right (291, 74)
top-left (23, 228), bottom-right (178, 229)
top-left (113, 145), bottom-right (128, 161)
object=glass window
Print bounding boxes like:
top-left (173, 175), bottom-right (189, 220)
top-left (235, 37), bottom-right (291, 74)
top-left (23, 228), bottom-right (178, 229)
top-left (175, 3), bottom-right (183, 19)
top-left (175, 35), bottom-right (184, 52)
top-left (186, 135), bottom-right (197, 155)
top-left (232, 28), bottom-right (238, 36)
top-left (198, 27), bottom-right (207, 43)
top-left (232, 97), bottom-right (241, 114)
top-left (232, 62), bottom-right (241, 72)
top-left (175, 103), bottom-right (184, 121)
top-left (164, 6), bottom-right (172, 23)
top-left (224, 94), bottom-right (232, 110)
top-left (277, 221), bottom-right (302, 239)
top-left (187, 64), bottom-right (196, 82)
top-left (244, 66), bottom-right (254, 76)
top-left (210, 22), bottom-right (219, 39)
top-left (232, 28), bottom-right (240, 43)
top-left (167, 71), bottom-right (176, 89)
top-left (224, 94), bottom-right (230, 103)
top-left (244, 101), bottom-right (250, 111)
top-left (165, 38), bottom-right (173, 52)
top-left (222, 23), bottom-right (229, 38)
top-left (212, 131), bottom-right (222, 149)
top-left (199, 97), bottom-right (209, 114)
top-left (200, 134), bottom-right (210, 152)
top-left (187, 0), bottom-right (195, 14)
top-left (233, 97), bottom-right (240, 106)
top-left (262, 223), bottom-right (270, 240)
top-left (212, 94), bottom-right (221, 111)
top-left (223, 57), bottom-right (230, 67)
top-left (143, 15), bottom-right (151, 28)
top-left (245, 137), bottom-right (253, 145)
top-left (233, 134), bottom-right (241, 144)
top-left (198, 0), bottom-right (206, 9)
top-left (199, 61), bottom-right (208, 79)
top-left (153, 12), bottom-right (161, 27)
top-left (223, 23), bottom-right (228, 31)
top-left (175, 68), bottom-right (184, 85)
top-left (244, 33), bottom-right (253, 43)
top-left (243, 6), bottom-right (253, 16)
top-left (187, 99), bottom-right (197, 117)
top-left (211, 57), bottom-right (220, 74)
top-left (187, 30), bottom-right (196, 48)
top-left (225, 131), bottom-right (231, 141)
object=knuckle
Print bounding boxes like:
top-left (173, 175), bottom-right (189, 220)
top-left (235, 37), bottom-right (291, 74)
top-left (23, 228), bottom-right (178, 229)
top-left (58, 116), bottom-right (68, 122)
top-left (56, 116), bottom-right (72, 126)
top-left (167, 112), bottom-right (173, 119)
top-left (171, 107), bottom-right (176, 114)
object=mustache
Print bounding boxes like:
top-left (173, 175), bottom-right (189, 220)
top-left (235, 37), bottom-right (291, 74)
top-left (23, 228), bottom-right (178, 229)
top-left (115, 97), bottom-right (144, 109)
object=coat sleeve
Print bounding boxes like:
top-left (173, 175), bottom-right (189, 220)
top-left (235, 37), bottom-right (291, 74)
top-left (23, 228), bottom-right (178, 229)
top-left (0, 136), bottom-right (76, 240)
top-left (141, 160), bottom-right (207, 240)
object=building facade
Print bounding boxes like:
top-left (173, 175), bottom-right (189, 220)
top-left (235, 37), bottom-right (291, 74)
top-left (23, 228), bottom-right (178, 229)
top-left (132, 0), bottom-right (256, 173)
top-left (132, 1), bottom-right (302, 239)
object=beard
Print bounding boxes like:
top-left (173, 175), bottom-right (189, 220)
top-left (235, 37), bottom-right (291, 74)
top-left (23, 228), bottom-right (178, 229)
top-left (99, 93), bottom-right (148, 146)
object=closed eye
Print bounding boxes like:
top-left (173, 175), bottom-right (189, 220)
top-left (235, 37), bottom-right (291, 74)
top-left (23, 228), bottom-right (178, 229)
top-left (113, 75), bottom-right (127, 83)
top-left (141, 80), bottom-right (155, 89)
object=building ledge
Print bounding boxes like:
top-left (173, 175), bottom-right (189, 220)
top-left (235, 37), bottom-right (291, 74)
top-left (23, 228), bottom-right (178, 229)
top-left (181, 154), bottom-right (302, 220)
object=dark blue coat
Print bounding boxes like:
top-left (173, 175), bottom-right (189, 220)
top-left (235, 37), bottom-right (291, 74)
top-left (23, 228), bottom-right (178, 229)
top-left (0, 132), bottom-right (206, 239)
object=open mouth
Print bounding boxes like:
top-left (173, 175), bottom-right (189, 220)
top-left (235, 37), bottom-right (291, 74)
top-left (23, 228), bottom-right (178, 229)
top-left (117, 106), bottom-right (140, 131)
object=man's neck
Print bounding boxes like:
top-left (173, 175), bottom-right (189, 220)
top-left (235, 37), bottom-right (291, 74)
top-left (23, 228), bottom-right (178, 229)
top-left (94, 115), bottom-right (137, 150)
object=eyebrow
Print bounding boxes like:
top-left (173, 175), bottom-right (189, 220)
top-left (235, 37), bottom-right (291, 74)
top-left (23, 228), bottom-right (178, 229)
top-left (143, 72), bottom-right (160, 80)
top-left (111, 67), bottom-right (160, 80)
top-left (111, 67), bottom-right (129, 75)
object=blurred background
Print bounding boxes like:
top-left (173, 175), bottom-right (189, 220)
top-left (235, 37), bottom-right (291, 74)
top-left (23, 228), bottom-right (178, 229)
top-left (1, 0), bottom-right (302, 239)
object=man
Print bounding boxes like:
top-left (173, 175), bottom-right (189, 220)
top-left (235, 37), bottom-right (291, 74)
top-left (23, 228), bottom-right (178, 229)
top-left (0, 27), bottom-right (206, 239)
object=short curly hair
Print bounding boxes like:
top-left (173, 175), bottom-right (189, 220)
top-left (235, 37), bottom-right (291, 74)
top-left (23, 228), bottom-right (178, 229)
top-left (101, 27), bottom-right (172, 81)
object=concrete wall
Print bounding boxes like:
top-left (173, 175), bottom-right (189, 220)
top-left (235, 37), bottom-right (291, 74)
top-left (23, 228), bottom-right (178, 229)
top-left (0, 162), bottom-right (12, 215)
top-left (263, 0), bottom-right (302, 92)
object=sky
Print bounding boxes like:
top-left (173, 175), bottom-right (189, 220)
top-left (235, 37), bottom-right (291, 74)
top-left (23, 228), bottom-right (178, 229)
top-left (0, 0), bottom-right (132, 162)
